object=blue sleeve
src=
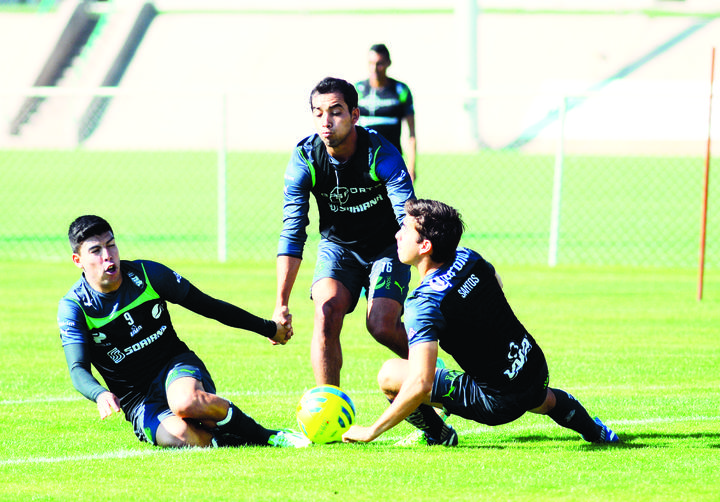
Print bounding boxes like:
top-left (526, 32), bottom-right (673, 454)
top-left (140, 260), bottom-right (191, 303)
top-left (374, 137), bottom-right (415, 224)
top-left (278, 144), bottom-right (314, 258)
top-left (58, 298), bottom-right (107, 401)
top-left (405, 294), bottom-right (445, 348)
top-left (58, 297), bottom-right (89, 346)
top-left (63, 343), bottom-right (108, 402)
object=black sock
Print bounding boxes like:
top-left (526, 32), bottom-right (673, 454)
top-left (405, 404), bottom-right (446, 441)
top-left (546, 388), bottom-right (601, 441)
top-left (214, 402), bottom-right (275, 446)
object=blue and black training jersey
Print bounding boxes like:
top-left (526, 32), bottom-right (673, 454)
top-left (58, 260), bottom-right (276, 414)
top-left (58, 260), bottom-right (192, 411)
top-left (356, 78), bottom-right (414, 153)
top-left (279, 126), bottom-right (414, 262)
top-left (404, 248), bottom-right (545, 392)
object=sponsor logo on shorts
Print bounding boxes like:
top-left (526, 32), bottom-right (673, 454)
top-left (504, 336), bottom-right (532, 380)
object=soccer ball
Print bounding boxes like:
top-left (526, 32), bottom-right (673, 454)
top-left (296, 385), bottom-right (356, 444)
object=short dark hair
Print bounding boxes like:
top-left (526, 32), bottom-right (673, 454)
top-left (405, 199), bottom-right (464, 264)
top-left (369, 43), bottom-right (391, 63)
top-left (68, 215), bottom-right (113, 253)
top-left (310, 77), bottom-right (358, 112)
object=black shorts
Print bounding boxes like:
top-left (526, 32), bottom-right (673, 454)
top-left (128, 352), bottom-right (216, 444)
top-left (432, 361), bottom-right (549, 426)
top-left (312, 240), bottom-right (410, 314)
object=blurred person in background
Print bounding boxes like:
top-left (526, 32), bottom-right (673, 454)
top-left (356, 43), bottom-right (417, 182)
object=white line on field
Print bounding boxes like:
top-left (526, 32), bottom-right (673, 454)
top-left (0, 449), bottom-right (168, 466)
top-left (2, 415), bottom-right (718, 466)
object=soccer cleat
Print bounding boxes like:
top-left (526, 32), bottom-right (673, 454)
top-left (394, 406), bottom-right (451, 447)
top-left (395, 423), bottom-right (458, 447)
top-left (394, 429), bottom-right (429, 447)
top-left (584, 417), bottom-right (620, 444)
top-left (429, 424), bottom-right (459, 446)
top-left (268, 430), bottom-right (312, 448)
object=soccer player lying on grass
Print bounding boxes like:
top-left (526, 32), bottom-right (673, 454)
top-left (57, 215), bottom-right (310, 448)
top-left (342, 199), bottom-right (619, 446)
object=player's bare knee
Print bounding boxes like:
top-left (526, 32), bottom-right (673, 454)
top-left (168, 389), bottom-right (202, 418)
top-left (366, 313), bottom-right (389, 337)
top-left (377, 358), bottom-right (405, 394)
top-left (314, 297), bottom-right (346, 328)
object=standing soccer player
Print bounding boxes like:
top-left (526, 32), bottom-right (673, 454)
top-left (356, 44), bottom-right (416, 182)
top-left (58, 215), bottom-right (310, 448)
top-left (343, 199), bottom-right (619, 446)
top-left (274, 77), bottom-right (415, 386)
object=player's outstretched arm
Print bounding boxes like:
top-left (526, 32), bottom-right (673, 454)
top-left (179, 284), bottom-right (278, 339)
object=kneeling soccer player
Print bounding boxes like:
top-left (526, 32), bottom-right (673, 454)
top-left (58, 215), bottom-right (309, 448)
top-left (342, 199), bottom-right (619, 446)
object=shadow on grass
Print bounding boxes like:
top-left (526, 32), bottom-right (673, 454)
top-left (504, 431), bottom-right (720, 449)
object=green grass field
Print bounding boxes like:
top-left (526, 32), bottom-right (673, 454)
top-left (1, 259), bottom-right (719, 501)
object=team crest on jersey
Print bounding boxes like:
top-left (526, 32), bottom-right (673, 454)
top-left (151, 303), bottom-right (164, 319)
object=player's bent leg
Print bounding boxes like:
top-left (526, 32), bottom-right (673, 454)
top-left (377, 358), bottom-right (409, 399)
top-left (156, 415), bottom-right (214, 448)
top-left (535, 388), bottom-right (620, 443)
top-left (166, 376), bottom-right (228, 424)
top-left (310, 278), bottom-right (352, 386)
top-left (366, 297), bottom-right (408, 358)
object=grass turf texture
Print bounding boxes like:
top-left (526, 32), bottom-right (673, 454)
top-left (1, 260), bottom-right (719, 501)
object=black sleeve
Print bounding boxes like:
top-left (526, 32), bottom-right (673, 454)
top-left (63, 343), bottom-right (108, 402)
top-left (179, 284), bottom-right (276, 338)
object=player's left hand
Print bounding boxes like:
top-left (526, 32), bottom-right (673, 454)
top-left (342, 425), bottom-right (377, 443)
top-left (96, 391), bottom-right (121, 419)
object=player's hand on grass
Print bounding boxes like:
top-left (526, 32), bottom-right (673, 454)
top-left (270, 319), bottom-right (293, 345)
top-left (342, 425), bottom-right (377, 443)
top-left (96, 391), bottom-right (121, 419)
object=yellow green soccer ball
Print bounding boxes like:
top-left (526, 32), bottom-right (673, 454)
top-left (296, 385), bottom-right (356, 444)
